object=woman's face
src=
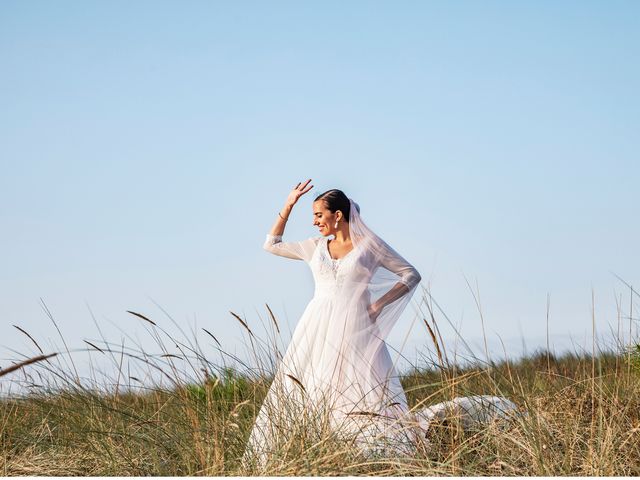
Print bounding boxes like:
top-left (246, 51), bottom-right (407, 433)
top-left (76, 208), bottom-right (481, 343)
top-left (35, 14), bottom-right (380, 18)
top-left (312, 200), bottom-right (338, 236)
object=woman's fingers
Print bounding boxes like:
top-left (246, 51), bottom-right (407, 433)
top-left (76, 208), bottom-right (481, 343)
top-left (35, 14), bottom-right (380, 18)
top-left (289, 179), bottom-right (312, 203)
top-left (299, 178), bottom-right (311, 190)
top-left (294, 179), bottom-right (312, 194)
top-left (300, 179), bottom-right (313, 196)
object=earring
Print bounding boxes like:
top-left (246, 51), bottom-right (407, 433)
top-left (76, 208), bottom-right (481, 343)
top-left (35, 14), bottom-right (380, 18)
top-left (334, 220), bottom-right (339, 228)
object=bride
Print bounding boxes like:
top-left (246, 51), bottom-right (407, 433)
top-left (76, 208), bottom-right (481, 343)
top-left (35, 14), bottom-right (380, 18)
top-left (241, 179), bottom-right (429, 466)
top-left (242, 179), bottom-right (521, 468)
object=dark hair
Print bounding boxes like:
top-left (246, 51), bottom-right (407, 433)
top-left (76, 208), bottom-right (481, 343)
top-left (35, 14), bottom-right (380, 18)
top-left (314, 189), bottom-right (357, 222)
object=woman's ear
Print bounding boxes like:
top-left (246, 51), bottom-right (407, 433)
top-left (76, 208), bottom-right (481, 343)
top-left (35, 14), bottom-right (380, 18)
top-left (336, 210), bottom-right (343, 222)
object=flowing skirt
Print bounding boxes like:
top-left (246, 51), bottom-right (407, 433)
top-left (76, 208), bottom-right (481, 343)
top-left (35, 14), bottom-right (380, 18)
top-left (242, 293), bottom-right (428, 468)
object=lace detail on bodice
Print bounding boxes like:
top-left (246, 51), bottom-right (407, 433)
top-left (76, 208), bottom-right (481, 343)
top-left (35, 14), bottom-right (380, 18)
top-left (310, 237), bottom-right (363, 297)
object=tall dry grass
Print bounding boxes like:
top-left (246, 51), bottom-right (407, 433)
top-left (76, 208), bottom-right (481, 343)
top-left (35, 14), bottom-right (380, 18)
top-left (1, 288), bottom-right (640, 476)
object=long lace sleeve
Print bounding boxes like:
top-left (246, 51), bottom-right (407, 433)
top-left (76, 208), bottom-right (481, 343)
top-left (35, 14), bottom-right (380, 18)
top-left (378, 240), bottom-right (422, 290)
top-left (263, 234), bottom-right (320, 262)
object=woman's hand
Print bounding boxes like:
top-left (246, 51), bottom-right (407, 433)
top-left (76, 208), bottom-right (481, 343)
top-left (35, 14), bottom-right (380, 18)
top-left (285, 179), bottom-right (314, 207)
top-left (367, 302), bottom-right (383, 323)
top-left (271, 179), bottom-right (313, 237)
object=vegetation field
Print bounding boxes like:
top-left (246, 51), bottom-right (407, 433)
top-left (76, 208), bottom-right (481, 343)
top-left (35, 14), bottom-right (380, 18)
top-left (1, 304), bottom-right (639, 476)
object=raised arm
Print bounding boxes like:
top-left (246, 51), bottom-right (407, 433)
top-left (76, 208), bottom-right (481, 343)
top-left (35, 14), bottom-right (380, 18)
top-left (263, 178), bottom-right (317, 261)
top-left (268, 178), bottom-right (314, 237)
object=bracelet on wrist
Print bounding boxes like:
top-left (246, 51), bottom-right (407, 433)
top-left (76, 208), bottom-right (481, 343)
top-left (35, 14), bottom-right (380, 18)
top-left (278, 212), bottom-right (288, 221)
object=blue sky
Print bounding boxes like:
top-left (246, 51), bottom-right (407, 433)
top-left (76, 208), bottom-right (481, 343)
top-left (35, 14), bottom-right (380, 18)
top-left (1, 1), bottom-right (639, 388)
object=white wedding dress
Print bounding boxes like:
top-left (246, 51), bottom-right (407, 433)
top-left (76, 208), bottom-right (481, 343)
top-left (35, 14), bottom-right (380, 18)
top-left (241, 231), bottom-right (431, 468)
top-left (242, 232), bottom-right (522, 468)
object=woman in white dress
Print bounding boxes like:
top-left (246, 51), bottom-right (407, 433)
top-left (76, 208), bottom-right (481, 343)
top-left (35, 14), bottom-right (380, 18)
top-left (242, 179), bottom-right (430, 467)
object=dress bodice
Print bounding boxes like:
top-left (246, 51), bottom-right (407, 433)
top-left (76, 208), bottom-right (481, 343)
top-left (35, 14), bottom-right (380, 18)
top-left (263, 233), bottom-right (421, 298)
top-left (309, 236), bottom-right (369, 298)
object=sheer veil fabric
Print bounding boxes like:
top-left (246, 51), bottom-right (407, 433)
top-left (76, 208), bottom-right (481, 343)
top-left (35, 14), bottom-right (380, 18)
top-left (242, 197), bottom-right (429, 467)
top-left (346, 198), bottom-right (422, 380)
